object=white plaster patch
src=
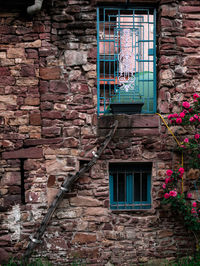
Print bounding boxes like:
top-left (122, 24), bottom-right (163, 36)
top-left (7, 204), bottom-right (21, 241)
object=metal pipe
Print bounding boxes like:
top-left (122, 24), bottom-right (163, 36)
top-left (27, 0), bottom-right (44, 15)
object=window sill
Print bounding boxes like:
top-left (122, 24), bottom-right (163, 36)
top-left (110, 208), bottom-right (155, 215)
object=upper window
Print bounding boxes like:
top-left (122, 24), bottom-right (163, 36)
top-left (97, 7), bottom-right (156, 115)
top-left (109, 163), bottom-right (152, 210)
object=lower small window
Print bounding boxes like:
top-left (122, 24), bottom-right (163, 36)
top-left (109, 163), bottom-right (151, 210)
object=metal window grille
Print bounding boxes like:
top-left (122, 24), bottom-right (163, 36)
top-left (97, 7), bottom-right (156, 115)
top-left (109, 163), bottom-right (151, 210)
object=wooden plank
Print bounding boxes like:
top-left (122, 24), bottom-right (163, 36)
top-left (22, 120), bottom-right (118, 262)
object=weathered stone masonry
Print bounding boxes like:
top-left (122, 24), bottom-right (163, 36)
top-left (0, 0), bottom-right (200, 264)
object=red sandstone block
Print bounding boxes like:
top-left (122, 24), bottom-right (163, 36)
top-left (26, 49), bottom-right (38, 59)
top-left (1, 172), bottom-right (21, 186)
top-left (41, 94), bottom-right (66, 102)
top-left (79, 84), bottom-right (89, 95)
top-left (25, 97), bottom-right (40, 106)
top-left (63, 137), bottom-right (79, 148)
top-left (2, 147), bottom-right (43, 159)
top-left (42, 126), bottom-right (61, 137)
top-left (49, 80), bottom-right (68, 93)
top-left (185, 56), bottom-right (200, 66)
top-left (30, 113), bottom-right (41, 125)
top-left (3, 195), bottom-right (21, 207)
top-left (33, 22), bottom-right (46, 33)
top-left (41, 111), bottom-right (63, 119)
top-left (0, 67), bottom-right (10, 76)
top-left (180, 6), bottom-right (200, 13)
top-left (88, 47), bottom-right (97, 62)
top-left (21, 64), bottom-right (36, 77)
top-left (65, 110), bottom-right (79, 120)
top-left (0, 25), bottom-right (15, 34)
top-left (183, 20), bottom-right (200, 28)
top-left (176, 37), bottom-right (200, 47)
top-left (161, 18), bottom-right (173, 27)
top-left (40, 67), bottom-right (61, 80)
top-left (0, 76), bottom-right (15, 86)
top-left (161, 5), bottom-right (177, 17)
top-left (72, 233), bottom-right (96, 244)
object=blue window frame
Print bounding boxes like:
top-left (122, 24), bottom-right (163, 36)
top-left (109, 163), bottom-right (151, 210)
top-left (97, 7), bottom-right (156, 115)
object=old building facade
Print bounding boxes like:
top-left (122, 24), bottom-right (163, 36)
top-left (0, 0), bottom-right (199, 264)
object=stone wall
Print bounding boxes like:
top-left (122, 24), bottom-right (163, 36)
top-left (0, 0), bottom-right (199, 264)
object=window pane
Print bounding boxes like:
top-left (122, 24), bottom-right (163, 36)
top-left (142, 173), bottom-right (148, 201)
top-left (134, 172), bottom-right (140, 201)
top-left (113, 173), bottom-right (126, 202)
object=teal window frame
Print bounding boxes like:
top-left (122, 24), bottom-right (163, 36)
top-left (97, 6), bottom-right (157, 115)
top-left (109, 163), bottom-right (151, 210)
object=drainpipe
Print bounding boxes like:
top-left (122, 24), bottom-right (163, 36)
top-left (27, 0), bottom-right (44, 15)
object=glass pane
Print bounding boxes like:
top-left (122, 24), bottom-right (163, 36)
top-left (134, 173), bottom-right (140, 201)
top-left (113, 173), bottom-right (126, 202)
top-left (142, 173), bottom-right (148, 201)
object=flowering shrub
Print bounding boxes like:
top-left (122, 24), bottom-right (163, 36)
top-left (168, 93), bottom-right (200, 127)
top-left (162, 168), bottom-right (200, 232)
top-left (168, 94), bottom-right (200, 169)
top-left (162, 94), bottom-right (200, 232)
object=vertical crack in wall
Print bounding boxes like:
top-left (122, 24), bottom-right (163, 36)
top-left (20, 159), bottom-right (26, 205)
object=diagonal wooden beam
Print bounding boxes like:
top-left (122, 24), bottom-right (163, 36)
top-left (23, 120), bottom-right (118, 262)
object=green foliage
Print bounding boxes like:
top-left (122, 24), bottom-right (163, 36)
top-left (168, 251), bottom-right (200, 266)
top-left (4, 258), bottom-right (52, 266)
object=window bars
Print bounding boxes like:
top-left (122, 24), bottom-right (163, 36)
top-left (97, 7), bottom-right (156, 115)
top-left (109, 163), bottom-right (152, 210)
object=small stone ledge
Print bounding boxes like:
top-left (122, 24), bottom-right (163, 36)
top-left (98, 114), bottom-right (160, 128)
top-left (2, 147), bottom-right (43, 159)
top-left (98, 114), bottom-right (160, 137)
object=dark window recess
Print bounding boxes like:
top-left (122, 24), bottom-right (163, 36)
top-left (20, 159), bottom-right (26, 204)
top-left (109, 163), bottom-right (152, 210)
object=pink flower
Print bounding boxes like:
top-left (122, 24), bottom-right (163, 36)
top-left (178, 167), bottom-right (184, 175)
top-left (179, 112), bottom-right (185, 118)
top-left (168, 114), bottom-right (173, 120)
top-left (184, 138), bottom-right (189, 143)
top-left (176, 118), bottom-right (182, 124)
top-left (165, 177), bottom-right (170, 184)
top-left (193, 93), bottom-right (199, 100)
top-left (189, 108), bottom-right (193, 113)
top-left (191, 208), bottom-right (197, 214)
top-left (189, 117), bottom-right (195, 122)
top-left (166, 169), bottom-right (173, 176)
top-left (194, 114), bottom-right (199, 120)
top-left (164, 193), bottom-right (170, 199)
top-left (198, 154), bottom-right (200, 159)
top-left (169, 190), bottom-right (177, 197)
top-left (182, 101), bottom-right (190, 109)
top-left (173, 113), bottom-right (179, 118)
top-left (162, 183), bottom-right (166, 189)
top-left (192, 202), bottom-right (197, 208)
top-left (187, 193), bottom-right (192, 199)
top-left (195, 134), bottom-right (200, 140)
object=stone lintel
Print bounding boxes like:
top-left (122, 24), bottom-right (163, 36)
top-left (2, 147), bottom-right (43, 159)
top-left (24, 138), bottom-right (63, 147)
